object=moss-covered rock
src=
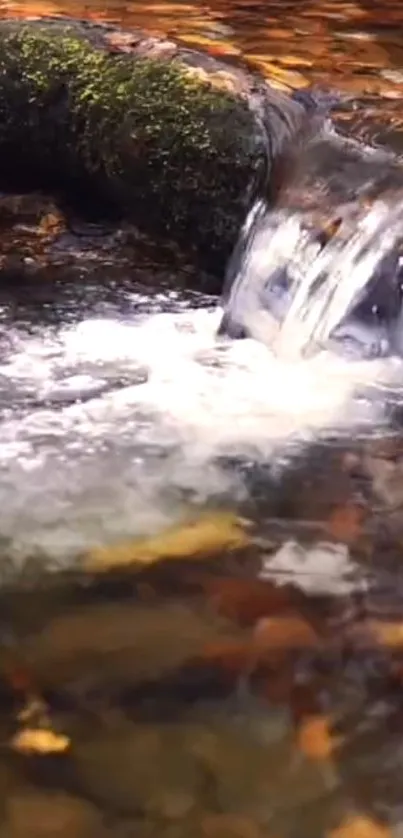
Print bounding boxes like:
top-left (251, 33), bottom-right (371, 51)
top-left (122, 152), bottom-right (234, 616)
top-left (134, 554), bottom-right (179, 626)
top-left (0, 17), bottom-right (309, 277)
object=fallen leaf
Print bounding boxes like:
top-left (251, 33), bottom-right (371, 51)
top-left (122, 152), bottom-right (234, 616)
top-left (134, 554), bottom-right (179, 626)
top-left (38, 211), bottom-right (65, 237)
top-left (277, 55), bottom-right (313, 68)
top-left (325, 504), bottom-right (365, 544)
top-left (328, 815), bottom-right (391, 838)
top-left (179, 33), bottom-right (240, 56)
top-left (253, 615), bottom-right (320, 652)
top-left (296, 715), bottom-right (340, 761)
top-left (199, 576), bottom-right (298, 625)
top-left (363, 620), bottom-right (403, 648)
top-left (85, 513), bottom-right (250, 571)
top-left (11, 728), bottom-right (70, 755)
top-left (246, 57), bottom-right (310, 89)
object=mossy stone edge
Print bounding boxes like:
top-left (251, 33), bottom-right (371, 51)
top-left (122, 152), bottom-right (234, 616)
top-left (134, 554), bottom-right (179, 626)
top-left (0, 17), bottom-right (276, 276)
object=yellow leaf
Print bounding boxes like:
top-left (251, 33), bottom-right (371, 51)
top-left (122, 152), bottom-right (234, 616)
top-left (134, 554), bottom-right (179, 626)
top-left (179, 33), bottom-right (241, 56)
top-left (245, 55), bottom-right (309, 89)
top-left (328, 815), bottom-right (391, 838)
top-left (365, 620), bottom-right (403, 648)
top-left (296, 715), bottom-right (341, 761)
top-left (277, 56), bottom-right (314, 69)
top-left (85, 513), bottom-right (250, 572)
top-left (11, 728), bottom-right (70, 755)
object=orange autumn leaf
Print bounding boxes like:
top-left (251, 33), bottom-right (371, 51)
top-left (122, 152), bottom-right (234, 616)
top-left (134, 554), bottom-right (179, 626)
top-left (328, 815), bottom-right (391, 838)
top-left (253, 615), bottom-right (320, 652)
top-left (296, 715), bottom-right (340, 761)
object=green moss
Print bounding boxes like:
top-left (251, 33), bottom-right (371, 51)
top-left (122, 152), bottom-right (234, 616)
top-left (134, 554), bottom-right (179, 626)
top-left (0, 20), bottom-right (267, 274)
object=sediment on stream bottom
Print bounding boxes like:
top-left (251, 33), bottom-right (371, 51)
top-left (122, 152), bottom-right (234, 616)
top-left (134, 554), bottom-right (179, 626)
top-left (0, 16), bottom-right (312, 281)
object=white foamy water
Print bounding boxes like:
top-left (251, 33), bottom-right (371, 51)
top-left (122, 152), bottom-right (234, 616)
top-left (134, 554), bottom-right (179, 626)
top-left (221, 193), bottom-right (403, 362)
top-left (278, 198), bottom-right (403, 358)
top-left (0, 291), bottom-right (399, 568)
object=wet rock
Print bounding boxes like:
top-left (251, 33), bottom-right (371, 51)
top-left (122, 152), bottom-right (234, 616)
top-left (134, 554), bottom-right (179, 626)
top-left (0, 17), bottom-right (313, 280)
top-left (70, 713), bottom-right (333, 823)
top-left (72, 722), bottom-right (200, 817)
top-left (20, 600), bottom-right (241, 696)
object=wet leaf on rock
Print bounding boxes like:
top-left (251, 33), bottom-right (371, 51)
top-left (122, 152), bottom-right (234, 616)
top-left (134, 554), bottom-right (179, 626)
top-left (85, 513), bottom-right (250, 572)
top-left (178, 32), bottom-right (241, 57)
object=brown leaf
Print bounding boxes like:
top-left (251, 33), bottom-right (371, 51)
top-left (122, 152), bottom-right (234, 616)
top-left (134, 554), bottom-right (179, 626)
top-left (85, 512), bottom-right (250, 572)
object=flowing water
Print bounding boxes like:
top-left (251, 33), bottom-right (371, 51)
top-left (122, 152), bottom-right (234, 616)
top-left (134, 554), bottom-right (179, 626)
top-left (220, 193), bottom-right (403, 360)
top-left (0, 3), bottom-right (401, 838)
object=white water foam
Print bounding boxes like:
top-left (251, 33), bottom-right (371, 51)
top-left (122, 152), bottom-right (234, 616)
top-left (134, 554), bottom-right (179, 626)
top-left (221, 194), bottom-right (403, 362)
top-left (0, 296), bottom-right (398, 567)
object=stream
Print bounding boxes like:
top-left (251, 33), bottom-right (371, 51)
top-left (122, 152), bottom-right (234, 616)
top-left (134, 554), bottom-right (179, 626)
top-left (0, 3), bottom-right (401, 838)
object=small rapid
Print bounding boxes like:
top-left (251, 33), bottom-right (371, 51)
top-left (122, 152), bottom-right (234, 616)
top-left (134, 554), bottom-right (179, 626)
top-left (219, 113), bottom-right (403, 362)
top-left (220, 194), bottom-right (403, 361)
top-left (0, 276), bottom-right (398, 571)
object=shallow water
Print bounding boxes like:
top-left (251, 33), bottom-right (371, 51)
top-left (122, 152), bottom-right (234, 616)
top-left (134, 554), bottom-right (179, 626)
top-left (0, 3), bottom-right (400, 838)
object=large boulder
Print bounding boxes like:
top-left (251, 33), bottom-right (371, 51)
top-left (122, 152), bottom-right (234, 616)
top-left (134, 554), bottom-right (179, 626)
top-left (0, 17), bottom-right (313, 280)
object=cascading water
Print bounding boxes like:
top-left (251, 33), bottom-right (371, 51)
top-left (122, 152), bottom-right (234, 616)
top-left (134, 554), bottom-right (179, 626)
top-left (219, 117), bottom-right (403, 362)
top-left (219, 193), bottom-right (403, 361)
